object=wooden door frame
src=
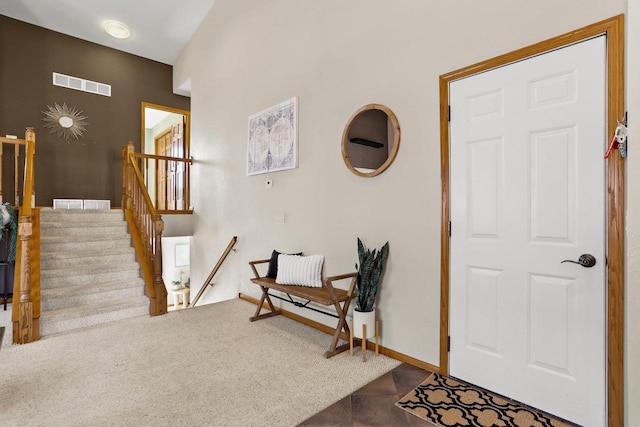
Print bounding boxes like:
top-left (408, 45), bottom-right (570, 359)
top-left (439, 15), bottom-right (625, 426)
top-left (154, 128), bottom-right (172, 210)
top-left (142, 102), bottom-right (191, 212)
top-left (140, 102), bottom-right (191, 158)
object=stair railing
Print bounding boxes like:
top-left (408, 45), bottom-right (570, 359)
top-left (191, 236), bottom-right (238, 307)
top-left (122, 142), bottom-right (167, 316)
top-left (0, 132), bottom-right (28, 206)
top-left (2, 127), bottom-right (38, 343)
top-left (132, 152), bottom-right (192, 214)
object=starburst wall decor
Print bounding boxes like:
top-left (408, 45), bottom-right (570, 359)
top-left (42, 103), bottom-right (88, 142)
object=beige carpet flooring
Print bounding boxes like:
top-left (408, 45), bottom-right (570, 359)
top-left (0, 298), bottom-right (400, 426)
top-left (0, 305), bottom-right (11, 348)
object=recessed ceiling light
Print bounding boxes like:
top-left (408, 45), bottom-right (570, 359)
top-left (104, 21), bottom-right (130, 39)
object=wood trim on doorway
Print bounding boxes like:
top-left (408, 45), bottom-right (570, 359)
top-left (438, 15), bottom-right (625, 427)
top-left (140, 102), bottom-right (191, 158)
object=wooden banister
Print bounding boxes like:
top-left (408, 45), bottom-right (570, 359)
top-left (131, 152), bottom-right (192, 213)
top-left (11, 127), bottom-right (39, 343)
top-left (0, 136), bottom-right (27, 205)
top-left (122, 141), bottom-right (167, 316)
top-left (191, 236), bottom-right (238, 307)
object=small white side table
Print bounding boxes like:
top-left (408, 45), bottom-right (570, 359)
top-left (169, 287), bottom-right (190, 309)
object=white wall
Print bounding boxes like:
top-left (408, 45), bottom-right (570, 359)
top-left (174, 0), bottom-right (636, 422)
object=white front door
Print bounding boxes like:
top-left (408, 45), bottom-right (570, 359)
top-left (449, 36), bottom-right (606, 426)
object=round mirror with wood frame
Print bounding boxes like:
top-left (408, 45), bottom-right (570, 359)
top-left (341, 103), bottom-right (400, 177)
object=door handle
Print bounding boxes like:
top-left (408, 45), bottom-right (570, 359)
top-left (561, 254), bottom-right (596, 268)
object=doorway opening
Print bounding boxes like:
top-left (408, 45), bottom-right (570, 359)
top-left (141, 102), bottom-right (191, 212)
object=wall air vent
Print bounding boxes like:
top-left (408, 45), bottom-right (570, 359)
top-left (52, 72), bottom-right (111, 97)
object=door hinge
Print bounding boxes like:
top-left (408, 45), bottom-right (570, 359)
top-left (448, 221), bottom-right (452, 237)
top-left (448, 105), bottom-right (451, 122)
top-left (447, 336), bottom-right (451, 352)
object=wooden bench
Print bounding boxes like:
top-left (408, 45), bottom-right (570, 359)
top-left (249, 258), bottom-right (358, 358)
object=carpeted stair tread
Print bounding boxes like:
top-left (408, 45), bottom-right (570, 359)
top-left (40, 297), bottom-right (149, 321)
top-left (39, 217), bottom-right (126, 227)
top-left (40, 220), bottom-right (127, 228)
top-left (40, 208), bottom-right (124, 222)
top-left (40, 261), bottom-right (140, 278)
top-left (39, 297), bottom-right (149, 336)
top-left (41, 233), bottom-right (129, 244)
top-left (40, 246), bottom-right (134, 259)
top-left (41, 280), bottom-right (145, 311)
top-left (40, 237), bottom-right (132, 253)
top-left (42, 278), bottom-right (145, 297)
top-left (40, 223), bottom-right (128, 237)
top-left (40, 250), bottom-right (136, 270)
top-left (41, 269), bottom-right (142, 289)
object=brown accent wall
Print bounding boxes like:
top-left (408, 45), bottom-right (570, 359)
top-left (0, 15), bottom-right (190, 207)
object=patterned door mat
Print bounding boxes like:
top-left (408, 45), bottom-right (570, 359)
top-left (395, 372), bottom-right (580, 427)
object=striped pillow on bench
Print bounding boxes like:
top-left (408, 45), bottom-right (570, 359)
top-left (275, 254), bottom-right (324, 287)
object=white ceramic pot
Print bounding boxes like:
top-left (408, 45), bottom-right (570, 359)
top-left (353, 309), bottom-right (376, 339)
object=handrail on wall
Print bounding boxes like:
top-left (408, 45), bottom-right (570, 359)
top-left (191, 236), bottom-right (238, 307)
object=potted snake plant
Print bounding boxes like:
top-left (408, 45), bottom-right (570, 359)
top-left (353, 238), bottom-right (389, 340)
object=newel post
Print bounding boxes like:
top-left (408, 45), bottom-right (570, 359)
top-left (152, 216), bottom-right (167, 315)
top-left (122, 142), bottom-right (135, 210)
top-left (15, 126), bottom-right (37, 343)
top-left (15, 216), bottom-right (34, 343)
top-left (27, 127), bottom-right (36, 207)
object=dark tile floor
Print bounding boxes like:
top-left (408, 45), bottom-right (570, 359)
top-left (299, 363), bottom-right (437, 426)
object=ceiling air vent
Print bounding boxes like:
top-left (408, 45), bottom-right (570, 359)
top-left (52, 72), bottom-right (111, 97)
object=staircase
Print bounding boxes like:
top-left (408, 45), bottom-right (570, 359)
top-left (39, 208), bottom-right (149, 336)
